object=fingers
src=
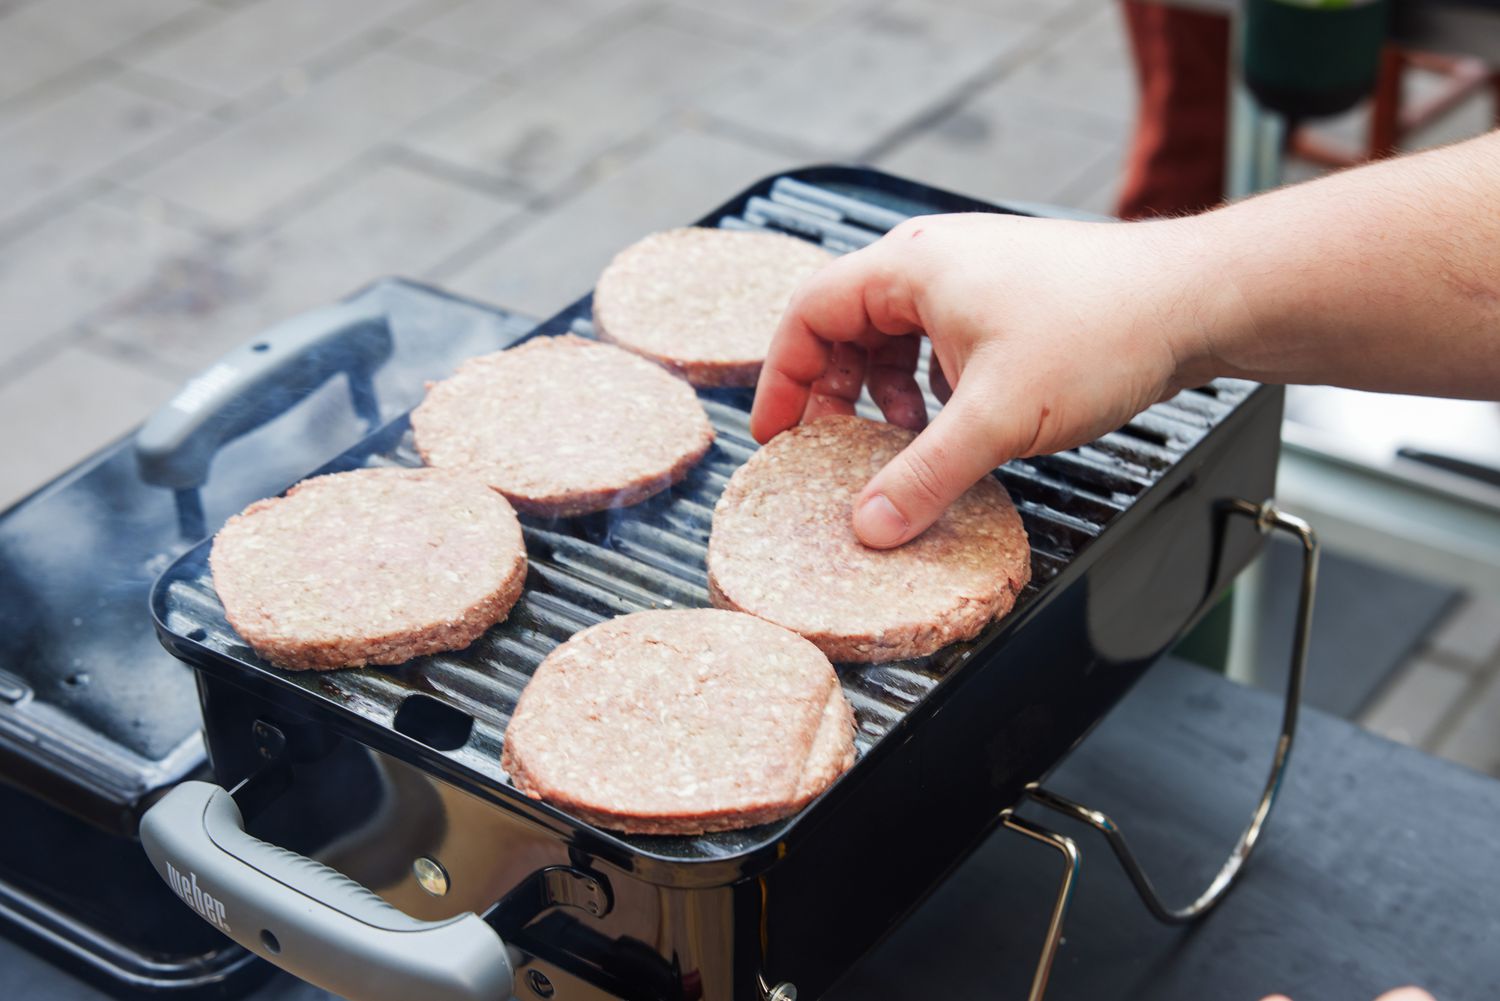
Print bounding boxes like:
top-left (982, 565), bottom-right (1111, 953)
top-left (803, 342), bottom-right (866, 423)
top-left (853, 371), bottom-right (1025, 548)
top-left (866, 334), bottom-right (927, 431)
top-left (754, 362), bottom-right (822, 445)
top-left (1260, 987), bottom-right (1435, 1001)
top-left (929, 353), bottom-right (952, 404)
top-left (751, 239), bottom-right (920, 444)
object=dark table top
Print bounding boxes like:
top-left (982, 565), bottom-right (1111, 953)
top-left (833, 657), bottom-right (1500, 1001)
top-left (5, 656), bottom-right (1497, 1000)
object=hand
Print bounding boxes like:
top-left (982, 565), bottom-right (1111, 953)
top-left (1262, 989), bottom-right (1435, 1001)
top-left (750, 212), bottom-right (1226, 548)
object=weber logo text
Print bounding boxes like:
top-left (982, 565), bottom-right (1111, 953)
top-left (165, 860), bottom-right (231, 933)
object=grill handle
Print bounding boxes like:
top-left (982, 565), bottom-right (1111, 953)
top-left (134, 301), bottom-right (392, 537)
top-left (140, 781), bottom-right (513, 1001)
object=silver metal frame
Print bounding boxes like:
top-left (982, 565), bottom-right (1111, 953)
top-left (1001, 500), bottom-right (1319, 1001)
top-left (997, 813), bottom-right (1082, 1001)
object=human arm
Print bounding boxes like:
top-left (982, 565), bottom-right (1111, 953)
top-left (750, 132), bottom-right (1500, 548)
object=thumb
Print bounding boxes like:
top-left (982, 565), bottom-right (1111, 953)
top-left (853, 376), bottom-right (1025, 548)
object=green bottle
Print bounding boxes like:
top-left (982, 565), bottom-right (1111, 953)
top-left (1242, 0), bottom-right (1391, 118)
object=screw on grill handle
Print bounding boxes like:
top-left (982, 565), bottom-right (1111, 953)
top-left (140, 782), bottom-right (513, 1001)
top-left (134, 300), bottom-right (392, 539)
top-left (999, 500), bottom-right (1319, 1001)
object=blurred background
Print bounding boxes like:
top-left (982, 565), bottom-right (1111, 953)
top-left (0, 0), bottom-right (1497, 769)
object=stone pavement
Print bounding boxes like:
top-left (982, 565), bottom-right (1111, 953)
top-left (0, 0), bottom-right (1125, 507)
top-left (1358, 593), bottom-right (1500, 776)
top-left (0, 0), bottom-right (1495, 772)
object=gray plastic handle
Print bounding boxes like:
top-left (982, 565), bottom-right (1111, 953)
top-left (135, 301), bottom-right (393, 490)
top-left (140, 782), bottom-right (512, 1001)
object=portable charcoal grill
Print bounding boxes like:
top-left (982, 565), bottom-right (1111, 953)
top-left (138, 168), bottom-right (1319, 1001)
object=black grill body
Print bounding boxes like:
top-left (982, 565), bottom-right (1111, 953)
top-left (151, 168), bottom-right (1284, 1000)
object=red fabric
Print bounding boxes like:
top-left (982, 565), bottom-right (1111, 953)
top-left (1115, 1), bottom-right (1232, 220)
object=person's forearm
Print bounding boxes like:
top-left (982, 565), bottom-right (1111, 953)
top-left (752, 139), bottom-right (1500, 549)
top-left (1180, 131), bottom-right (1500, 399)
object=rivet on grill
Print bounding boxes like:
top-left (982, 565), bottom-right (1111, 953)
top-left (412, 856), bottom-right (449, 897)
top-left (251, 720), bottom-right (286, 760)
top-left (527, 969), bottom-right (555, 997)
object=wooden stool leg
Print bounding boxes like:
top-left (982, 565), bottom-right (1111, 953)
top-left (1293, 47), bottom-right (1490, 168)
top-left (1368, 44), bottom-right (1404, 159)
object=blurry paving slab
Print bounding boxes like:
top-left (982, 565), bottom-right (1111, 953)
top-left (0, 199), bottom-right (202, 370)
top-left (0, 29), bottom-right (86, 110)
top-left (406, 20), bottom-right (763, 192)
top-left (995, 2), bottom-right (1134, 131)
top-left (397, 0), bottom-right (641, 78)
top-left (440, 127), bottom-right (793, 316)
top-left (109, 62), bottom-right (229, 115)
top-left (937, 0), bottom-right (1114, 18)
top-left (98, 161), bottom-right (523, 370)
top-left (307, 48), bottom-right (485, 129)
top-left (0, 346), bottom-right (177, 511)
top-left (126, 50), bottom-right (483, 229)
top-left (702, 0), bottom-right (1038, 156)
top-left (124, 107), bottom-right (370, 231)
top-left (1403, 84), bottom-right (1495, 151)
top-left (1436, 672), bottom-right (1500, 775)
top-left (1255, 538), bottom-right (1459, 720)
top-left (877, 90), bottom-right (1122, 207)
top-left (129, 0), bottom-right (430, 101)
top-left (0, 79), bottom-right (195, 231)
top-left (1427, 594), bottom-right (1500, 666)
top-left (661, 0), bottom-right (863, 50)
top-left (668, 0), bottom-right (856, 30)
top-left (1058, 153), bottom-right (1124, 216)
top-left (1359, 655), bottom-right (1473, 748)
top-left (5, 0), bottom-right (200, 56)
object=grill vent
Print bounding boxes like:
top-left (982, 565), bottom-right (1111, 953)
top-left (158, 176), bottom-right (1252, 857)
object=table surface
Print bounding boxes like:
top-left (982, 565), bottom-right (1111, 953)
top-left (832, 656), bottom-right (1500, 1001)
top-left (4, 656), bottom-right (1497, 1000)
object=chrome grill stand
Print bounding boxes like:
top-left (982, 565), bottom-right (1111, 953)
top-left (1002, 501), bottom-right (1319, 1001)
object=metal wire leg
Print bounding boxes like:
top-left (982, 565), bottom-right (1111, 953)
top-left (997, 500), bottom-right (1318, 998)
top-left (998, 813), bottom-right (1081, 1001)
top-left (1030, 500), bottom-right (1319, 924)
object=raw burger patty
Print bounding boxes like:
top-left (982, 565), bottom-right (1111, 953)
top-left (210, 468), bottom-right (527, 671)
top-left (707, 415), bottom-right (1032, 663)
top-left (592, 227), bottom-right (833, 388)
top-left (411, 335), bottom-right (715, 517)
top-left (502, 609), bottom-right (855, 835)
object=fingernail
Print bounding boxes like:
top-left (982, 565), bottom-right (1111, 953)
top-left (855, 493), bottom-right (908, 548)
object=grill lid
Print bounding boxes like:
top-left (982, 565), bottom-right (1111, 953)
top-left (152, 168), bottom-right (1257, 864)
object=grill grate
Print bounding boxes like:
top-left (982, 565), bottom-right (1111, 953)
top-left (157, 174), bottom-right (1254, 859)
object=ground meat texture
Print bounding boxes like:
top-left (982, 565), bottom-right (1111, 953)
top-left (410, 335), bottom-right (715, 517)
top-left (210, 468), bottom-right (527, 671)
top-left (707, 415), bottom-right (1032, 664)
top-left (592, 227), bottom-right (834, 388)
top-left (502, 609), bottom-right (856, 835)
